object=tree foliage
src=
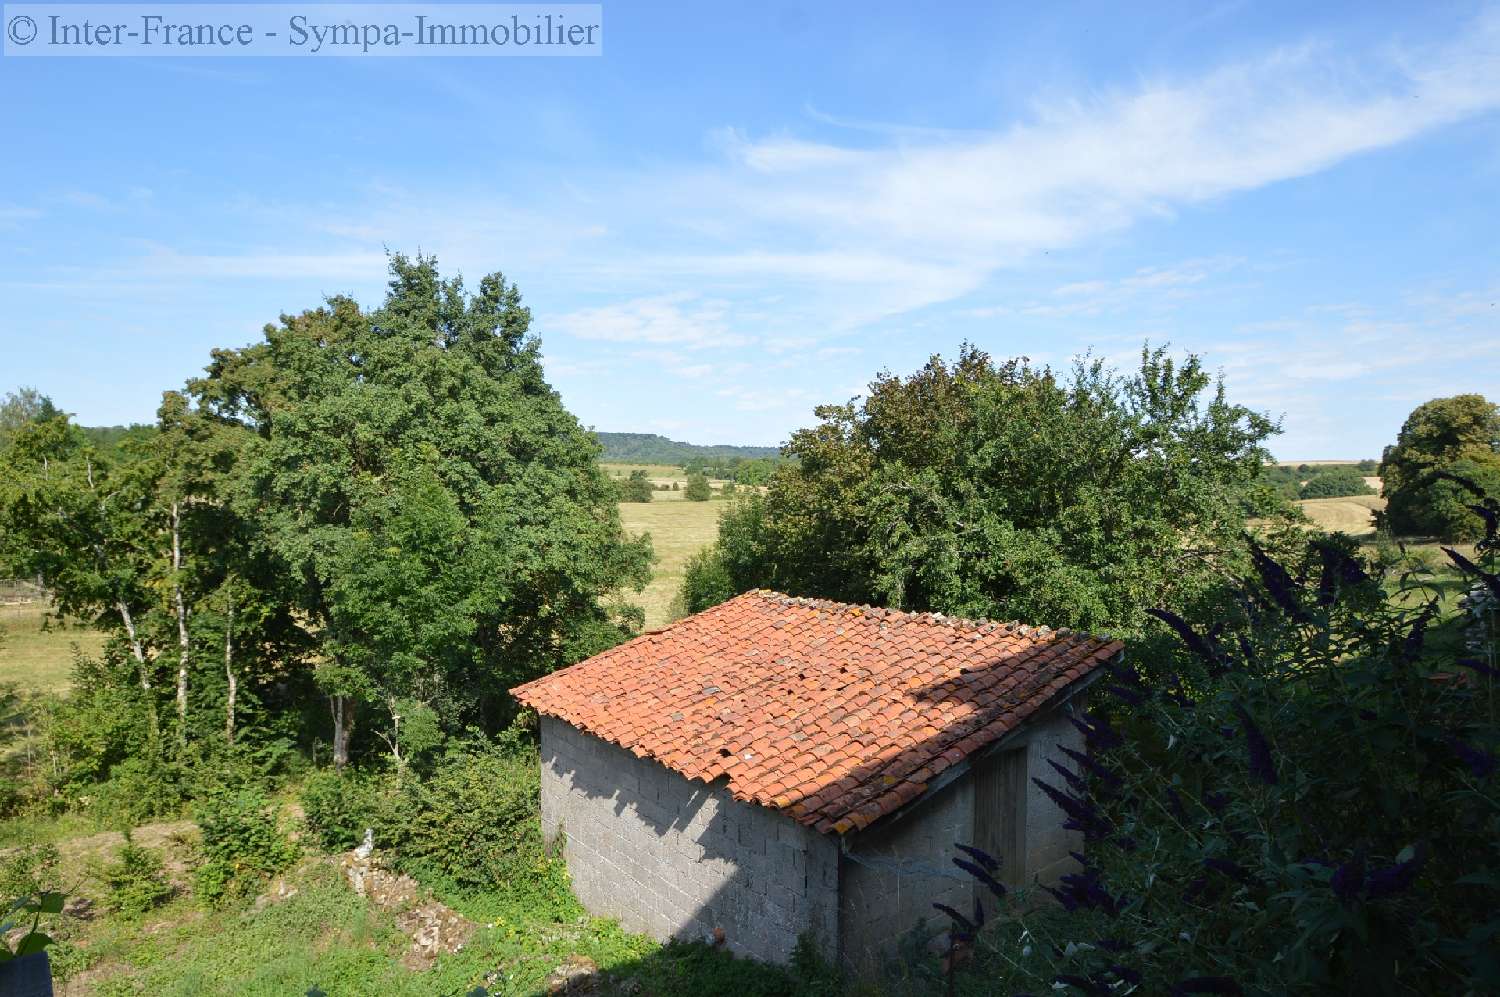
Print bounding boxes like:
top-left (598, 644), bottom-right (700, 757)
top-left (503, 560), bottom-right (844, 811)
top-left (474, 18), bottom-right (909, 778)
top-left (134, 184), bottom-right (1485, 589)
top-left (189, 254), bottom-right (651, 765)
top-left (1298, 467), bottom-right (1375, 499)
top-left (683, 473), bottom-right (712, 502)
top-left (1379, 394), bottom-right (1500, 540)
top-left (618, 469), bottom-right (655, 503)
top-left (680, 346), bottom-right (1283, 635)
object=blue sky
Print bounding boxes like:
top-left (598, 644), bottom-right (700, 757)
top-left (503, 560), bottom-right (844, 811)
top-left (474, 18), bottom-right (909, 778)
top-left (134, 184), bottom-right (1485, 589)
top-left (2, 1), bottom-right (1498, 458)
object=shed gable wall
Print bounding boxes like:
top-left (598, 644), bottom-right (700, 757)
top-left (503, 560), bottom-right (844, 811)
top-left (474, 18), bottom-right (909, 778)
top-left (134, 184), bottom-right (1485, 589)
top-left (539, 716), bottom-right (839, 965)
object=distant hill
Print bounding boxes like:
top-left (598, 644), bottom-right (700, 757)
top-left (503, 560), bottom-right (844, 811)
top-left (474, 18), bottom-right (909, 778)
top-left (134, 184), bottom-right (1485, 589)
top-left (594, 432), bottom-right (780, 464)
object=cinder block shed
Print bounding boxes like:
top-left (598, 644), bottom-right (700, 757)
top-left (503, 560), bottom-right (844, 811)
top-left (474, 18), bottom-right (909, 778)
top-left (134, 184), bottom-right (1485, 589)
top-left (510, 590), bottom-right (1123, 977)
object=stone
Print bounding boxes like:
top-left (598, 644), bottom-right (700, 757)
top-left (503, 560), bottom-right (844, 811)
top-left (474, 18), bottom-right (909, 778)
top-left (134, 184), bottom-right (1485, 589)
top-left (543, 954), bottom-right (598, 994)
top-left (339, 848), bottom-right (474, 971)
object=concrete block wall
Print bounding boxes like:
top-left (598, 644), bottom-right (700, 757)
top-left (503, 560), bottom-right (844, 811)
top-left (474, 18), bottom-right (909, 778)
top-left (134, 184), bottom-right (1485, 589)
top-left (1020, 706), bottom-right (1087, 883)
top-left (838, 774), bottom-right (976, 979)
top-left (539, 716), bottom-right (839, 965)
top-left (540, 698), bottom-right (1085, 979)
top-left (838, 703), bottom-right (1086, 978)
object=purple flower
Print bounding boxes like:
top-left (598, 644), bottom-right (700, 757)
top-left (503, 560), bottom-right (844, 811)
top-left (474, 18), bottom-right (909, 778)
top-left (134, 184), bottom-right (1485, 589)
top-left (931, 902), bottom-right (975, 942)
top-left (1367, 847), bottom-right (1423, 899)
top-left (1233, 702), bottom-right (1278, 786)
top-left (953, 857), bottom-right (1006, 900)
top-left (1032, 777), bottom-right (1112, 840)
top-left (1069, 711), bottom-right (1124, 751)
top-left (1044, 861), bottom-right (1122, 916)
top-left (1057, 745), bottom-right (1122, 789)
top-left (1444, 547), bottom-right (1500, 603)
top-left (1457, 657), bottom-right (1500, 679)
top-left (1330, 855), bottom-right (1365, 903)
top-left (1048, 758), bottom-right (1087, 794)
top-left (1105, 683), bottom-right (1146, 706)
top-left (954, 843), bottom-right (999, 872)
top-left (1446, 736), bottom-right (1494, 778)
top-left (1146, 608), bottom-right (1227, 674)
top-left (1248, 540), bottom-right (1312, 623)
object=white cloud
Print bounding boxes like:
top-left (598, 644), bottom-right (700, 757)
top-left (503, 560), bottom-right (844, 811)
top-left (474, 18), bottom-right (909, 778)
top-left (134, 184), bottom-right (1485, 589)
top-left (550, 293), bottom-right (750, 349)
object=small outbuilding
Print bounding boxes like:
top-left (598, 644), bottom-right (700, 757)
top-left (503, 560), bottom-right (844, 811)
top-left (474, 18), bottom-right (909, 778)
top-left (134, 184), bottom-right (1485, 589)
top-left (511, 590), bottom-right (1122, 977)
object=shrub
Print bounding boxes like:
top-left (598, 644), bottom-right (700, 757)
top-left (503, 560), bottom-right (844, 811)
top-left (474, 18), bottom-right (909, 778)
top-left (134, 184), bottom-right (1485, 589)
top-left (91, 756), bottom-right (186, 824)
top-left (299, 770), bottom-right (380, 852)
top-left (94, 830), bottom-right (172, 915)
top-left (968, 529), bottom-right (1500, 993)
top-left (1380, 394), bottom-right (1500, 540)
top-left (0, 841), bottom-right (59, 899)
top-left (675, 547), bottom-right (735, 616)
top-left (299, 769), bottom-right (417, 855)
top-left (400, 739), bottom-right (547, 895)
top-left (192, 788), bottom-right (296, 906)
top-left (619, 469), bottom-right (655, 503)
top-left (1381, 457), bottom-right (1500, 540)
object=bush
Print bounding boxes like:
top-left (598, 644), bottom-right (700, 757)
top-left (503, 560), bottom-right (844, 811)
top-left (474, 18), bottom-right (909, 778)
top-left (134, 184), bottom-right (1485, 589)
top-left (684, 474), bottom-right (711, 501)
top-left (0, 840), bottom-right (59, 898)
top-left (619, 469), bottom-right (655, 503)
top-left (192, 788), bottom-right (296, 906)
top-left (675, 547), bottom-right (735, 616)
top-left (94, 830), bottom-right (172, 915)
top-left (1298, 467), bottom-right (1374, 499)
top-left (299, 770), bottom-right (381, 852)
top-left (968, 531), bottom-right (1500, 993)
top-left (400, 738), bottom-right (547, 895)
top-left (91, 756), bottom-right (186, 824)
top-left (299, 769), bottom-right (417, 855)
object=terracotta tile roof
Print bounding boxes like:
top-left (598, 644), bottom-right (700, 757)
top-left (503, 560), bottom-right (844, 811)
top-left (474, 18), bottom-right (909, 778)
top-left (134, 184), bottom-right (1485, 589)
top-left (511, 590), bottom-right (1123, 835)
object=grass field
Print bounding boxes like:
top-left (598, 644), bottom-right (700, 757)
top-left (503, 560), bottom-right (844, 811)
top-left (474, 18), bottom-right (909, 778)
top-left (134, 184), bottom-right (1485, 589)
top-left (1295, 494), bottom-right (1384, 536)
top-left (618, 499), bottom-right (722, 628)
top-left (0, 602), bottom-right (105, 695)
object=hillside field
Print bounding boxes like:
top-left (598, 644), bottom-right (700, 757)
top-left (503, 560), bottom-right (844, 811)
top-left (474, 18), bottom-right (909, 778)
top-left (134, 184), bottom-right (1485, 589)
top-left (1295, 494), bottom-right (1384, 536)
top-left (618, 498), bottom-right (722, 628)
top-left (0, 602), bottom-right (105, 695)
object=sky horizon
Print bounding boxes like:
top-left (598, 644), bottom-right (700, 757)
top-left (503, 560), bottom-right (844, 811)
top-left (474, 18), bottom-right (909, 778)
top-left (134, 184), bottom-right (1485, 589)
top-left (3, 1), bottom-right (1498, 460)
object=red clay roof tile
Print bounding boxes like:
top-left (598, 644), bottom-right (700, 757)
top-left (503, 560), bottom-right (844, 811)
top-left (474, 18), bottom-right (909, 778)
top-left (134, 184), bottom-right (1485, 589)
top-left (511, 590), bottom-right (1122, 834)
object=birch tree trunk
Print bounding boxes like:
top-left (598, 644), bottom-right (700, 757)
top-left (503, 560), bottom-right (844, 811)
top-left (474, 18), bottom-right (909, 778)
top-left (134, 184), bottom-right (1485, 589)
top-left (330, 695), bottom-right (354, 771)
top-left (116, 598), bottom-right (160, 744)
top-left (223, 603), bottom-right (237, 746)
top-left (171, 501), bottom-right (191, 749)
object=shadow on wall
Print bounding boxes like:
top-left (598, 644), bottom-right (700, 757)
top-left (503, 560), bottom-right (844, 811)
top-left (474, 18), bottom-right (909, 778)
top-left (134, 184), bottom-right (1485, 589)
top-left (529, 668), bottom-right (1094, 991)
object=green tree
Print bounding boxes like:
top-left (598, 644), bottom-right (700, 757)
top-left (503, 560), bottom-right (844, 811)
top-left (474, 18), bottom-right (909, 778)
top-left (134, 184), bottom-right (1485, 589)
top-left (1379, 394), bottom-right (1500, 540)
top-left (679, 345), bottom-right (1283, 635)
top-left (683, 473), bottom-right (712, 501)
top-left (1298, 467), bottom-right (1375, 499)
top-left (191, 254), bottom-right (651, 769)
top-left (733, 458), bottom-right (775, 486)
top-left (0, 387), bottom-right (60, 451)
top-left (619, 469), bottom-right (655, 503)
top-left (0, 416), bottom-right (169, 747)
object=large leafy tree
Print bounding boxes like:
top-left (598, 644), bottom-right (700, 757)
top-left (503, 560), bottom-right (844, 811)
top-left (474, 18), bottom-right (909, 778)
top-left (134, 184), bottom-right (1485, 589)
top-left (0, 417), bottom-right (167, 744)
top-left (192, 254), bottom-right (651, 768)
top-left (681, 345), bottom-right (1282, 636)
top-left (1379, 394), bottom-right (1500, 541)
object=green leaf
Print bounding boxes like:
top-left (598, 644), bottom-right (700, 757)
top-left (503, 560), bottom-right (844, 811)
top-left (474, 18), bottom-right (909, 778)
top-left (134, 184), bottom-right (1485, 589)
top-left (14, 931), bottom-right (52, 956)
top-left (35, 892), bottom-right (65, 915)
